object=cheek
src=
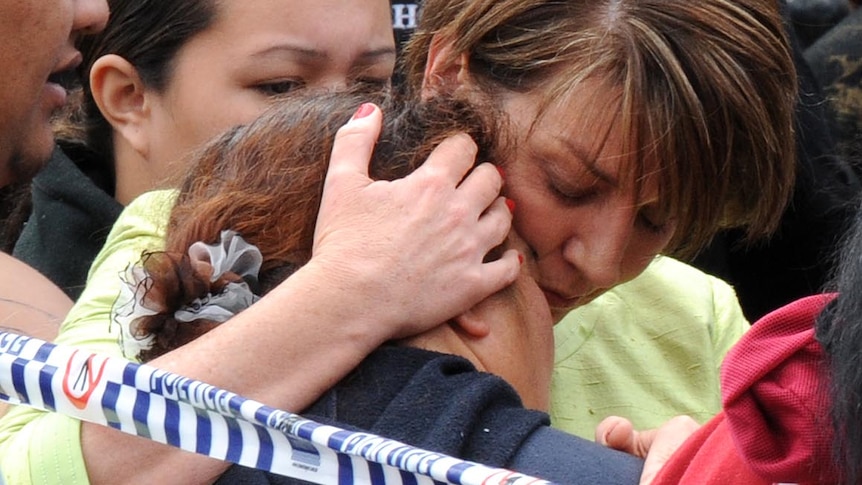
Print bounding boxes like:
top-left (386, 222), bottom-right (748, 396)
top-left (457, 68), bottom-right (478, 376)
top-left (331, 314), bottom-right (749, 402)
top-left (172, 70), bottom-right (270, 134)
top-left (505, 177), bottom-right (566, 255)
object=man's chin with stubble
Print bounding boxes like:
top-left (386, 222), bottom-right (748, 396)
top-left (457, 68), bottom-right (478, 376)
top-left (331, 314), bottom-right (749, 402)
top-left (0, 147), bottom-right (53, 189)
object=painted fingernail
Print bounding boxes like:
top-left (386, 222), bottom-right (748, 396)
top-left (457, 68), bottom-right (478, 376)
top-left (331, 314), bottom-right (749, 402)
top-left (505, 198), bottom-right (516, 213)
top-left (352, 103), bottom-right (375, 120)
top-left (518, 253), bottom-right (525, 265)
top-left (496, 165), bottom-right (506, 180)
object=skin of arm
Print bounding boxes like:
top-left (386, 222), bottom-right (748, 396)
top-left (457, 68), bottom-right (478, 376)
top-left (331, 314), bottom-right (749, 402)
top-left (0, 107), bottom-right (519, 484)
top-left (0, 252), bottom-right (71, 342)
top-left (0, 252), bottom-right (71, 418)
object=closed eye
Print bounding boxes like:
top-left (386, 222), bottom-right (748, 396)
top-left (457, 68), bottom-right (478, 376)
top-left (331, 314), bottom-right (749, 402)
top-left (548, 181), bottom-right (598, 206)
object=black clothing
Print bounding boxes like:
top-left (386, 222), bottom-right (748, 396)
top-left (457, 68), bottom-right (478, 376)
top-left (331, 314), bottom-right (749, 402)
top-left (12, 147), bottom-right (122, 300)
top-left (805, 6), bottom-right (862, 165)
top-left (217, 346), bottom-right (644, 484)
top-left (785, 0), bottom-right (851, 49)
top-left (692, 19), bottom-right (862, 322)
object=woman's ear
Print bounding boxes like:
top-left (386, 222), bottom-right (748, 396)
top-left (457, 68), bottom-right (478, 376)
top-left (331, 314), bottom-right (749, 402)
top-left (420, 35), bottom-right (472, 99)
top-left (452, 308), bottom-right (492, 339)
top-left (89, 54), bottom-right (152, 158)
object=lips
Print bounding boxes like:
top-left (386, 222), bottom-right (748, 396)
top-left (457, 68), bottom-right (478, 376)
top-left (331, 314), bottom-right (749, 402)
top-left (48, 52), bottom-right (83, 90)
top-left (48, 68), bottom-right (78, 90)
top-left (540, 287), bottom-right (581, 311)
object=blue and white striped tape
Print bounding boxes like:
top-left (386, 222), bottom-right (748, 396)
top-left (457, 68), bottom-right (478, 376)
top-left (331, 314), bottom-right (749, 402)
top-left (0, 331), bottom-right (549, 485)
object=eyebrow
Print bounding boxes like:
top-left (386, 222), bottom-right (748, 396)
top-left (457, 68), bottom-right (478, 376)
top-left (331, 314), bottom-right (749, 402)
top-left (554, 135), bottom-right (618, 187)
top-left (250, 45), bottom-right (397, 63)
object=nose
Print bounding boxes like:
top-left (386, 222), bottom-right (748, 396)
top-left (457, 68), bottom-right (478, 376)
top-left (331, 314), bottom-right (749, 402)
top-left (73, 0), bottom-right (109, 36)
top-left (561, 206), bottom-right (636, 290)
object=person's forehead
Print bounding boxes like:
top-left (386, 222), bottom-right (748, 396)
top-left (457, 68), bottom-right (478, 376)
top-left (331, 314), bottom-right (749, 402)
top-left (199, 0), bottom-right (396, 56)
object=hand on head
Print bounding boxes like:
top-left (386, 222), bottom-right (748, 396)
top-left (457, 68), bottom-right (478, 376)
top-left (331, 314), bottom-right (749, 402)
top-left (314, 102), bottom-right (521, 336)
top-left (596, 415), bottom-right (700, 485)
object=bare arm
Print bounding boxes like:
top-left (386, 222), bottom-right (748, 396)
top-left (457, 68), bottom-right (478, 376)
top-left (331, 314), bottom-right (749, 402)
top-left (0, 253), bottom-right (71, 419)
top-left (81, 104), bottom-right (519, 484)
top-left (0, 252), bottom-right (71, 340)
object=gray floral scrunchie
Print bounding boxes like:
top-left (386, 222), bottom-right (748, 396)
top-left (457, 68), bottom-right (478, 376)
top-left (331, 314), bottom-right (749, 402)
top-left (113, 230), bottom-right (263, 360)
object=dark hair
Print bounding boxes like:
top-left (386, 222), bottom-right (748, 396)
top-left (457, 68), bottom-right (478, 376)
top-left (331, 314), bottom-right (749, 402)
top-left (816, 201), bottom-right (862, 485)
top-left (127, 88), bottom-right (500, 361)
top-left (54, 0), bottom-right (219, 192)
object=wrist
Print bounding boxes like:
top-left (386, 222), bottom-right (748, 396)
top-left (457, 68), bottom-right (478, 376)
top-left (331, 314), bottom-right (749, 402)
top-left (268, 257), bottom-right (398, 350)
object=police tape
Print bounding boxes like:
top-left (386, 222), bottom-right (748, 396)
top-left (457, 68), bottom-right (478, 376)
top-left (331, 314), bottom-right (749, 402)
top-left (0, 331), bottom-right (550, 484)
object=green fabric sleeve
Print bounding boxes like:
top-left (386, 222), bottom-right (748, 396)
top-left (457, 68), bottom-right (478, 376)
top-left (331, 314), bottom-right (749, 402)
top-left (0, 190), bottom-right (175, 485)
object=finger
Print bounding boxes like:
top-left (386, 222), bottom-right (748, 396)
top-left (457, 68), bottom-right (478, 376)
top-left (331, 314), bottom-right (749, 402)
top-left (631, 428), bottom-right (657, 458)
top-left (324, 103), bottom-right (383, 186)
top-left (415, 132), bottom-right (479, 185)
top-left (476, 197), bottom-right (513, 251)
top-left (476, 249), bottom-right (522, 295)
top-left (596, 416), bottom-right (637, 453)
top-left (639, 416), bottom-right (700, 485)
top-left (458, 162), bottom-right (505, 217)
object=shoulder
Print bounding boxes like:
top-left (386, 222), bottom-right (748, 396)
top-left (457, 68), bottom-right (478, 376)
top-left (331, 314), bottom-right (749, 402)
top-left (54, 189), bottom-right (178, 355)
top-left (564, 256), bottom-right (746, 330)
top-left (116, 189), bottom-right (177, 232)
top-left (510, 426), bottom-right (644, 484)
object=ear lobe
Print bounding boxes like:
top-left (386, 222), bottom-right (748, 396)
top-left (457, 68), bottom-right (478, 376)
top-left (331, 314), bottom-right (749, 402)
top-left (453, 309), bottom-right (491, 339)
top-left (421, 35), bottom-right (471, 98)
top-left (89, 54), bottom-right (152, 157)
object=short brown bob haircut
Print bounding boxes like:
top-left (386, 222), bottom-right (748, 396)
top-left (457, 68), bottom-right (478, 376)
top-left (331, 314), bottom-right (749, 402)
top-left (401, 0), bottom-right (798, 257)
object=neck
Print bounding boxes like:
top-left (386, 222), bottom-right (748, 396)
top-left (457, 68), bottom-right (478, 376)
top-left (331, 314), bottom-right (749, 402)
top-left (400, 322), bottom-right (551, 411)
top-left (112, 133), bottom-right (176, 205)
top-left (402, 323), bottom-right (486, 371)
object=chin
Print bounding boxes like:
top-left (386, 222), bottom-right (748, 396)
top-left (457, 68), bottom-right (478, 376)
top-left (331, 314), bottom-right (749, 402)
top-left (550, 307), bottom-right (570, 324)
top-left (9, 136), bottom-right (56, 183)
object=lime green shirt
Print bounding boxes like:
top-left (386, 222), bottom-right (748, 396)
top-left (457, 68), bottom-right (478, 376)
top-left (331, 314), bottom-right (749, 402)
top-left (0, 190), bottom-right (174, 485)
top-left (550, 255), bottom-right (749, 439)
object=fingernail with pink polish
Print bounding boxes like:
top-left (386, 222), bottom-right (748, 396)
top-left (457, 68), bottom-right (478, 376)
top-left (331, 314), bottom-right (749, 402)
top-left (352, 103), bottom-right (375, 121)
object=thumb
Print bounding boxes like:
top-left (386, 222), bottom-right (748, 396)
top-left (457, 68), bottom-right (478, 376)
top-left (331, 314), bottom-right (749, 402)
top-left (323, 102), bottom-right (383, 190)
top-left (639, 416), bottom-right (700, 485)
top-left (596, 416), bottom-right (638, 454)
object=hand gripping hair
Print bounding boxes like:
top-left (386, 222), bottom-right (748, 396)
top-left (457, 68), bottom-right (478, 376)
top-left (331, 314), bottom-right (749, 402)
top-left (113, 88), bottom-right (501, 362)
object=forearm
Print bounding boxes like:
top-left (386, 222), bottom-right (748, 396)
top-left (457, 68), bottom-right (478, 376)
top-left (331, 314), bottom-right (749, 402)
top-left (82, 259), bottom-right (393, 484)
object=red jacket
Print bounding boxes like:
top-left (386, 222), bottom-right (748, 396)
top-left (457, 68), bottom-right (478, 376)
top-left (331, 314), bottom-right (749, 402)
top-left (652, 294), bottom-right (839, 484)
